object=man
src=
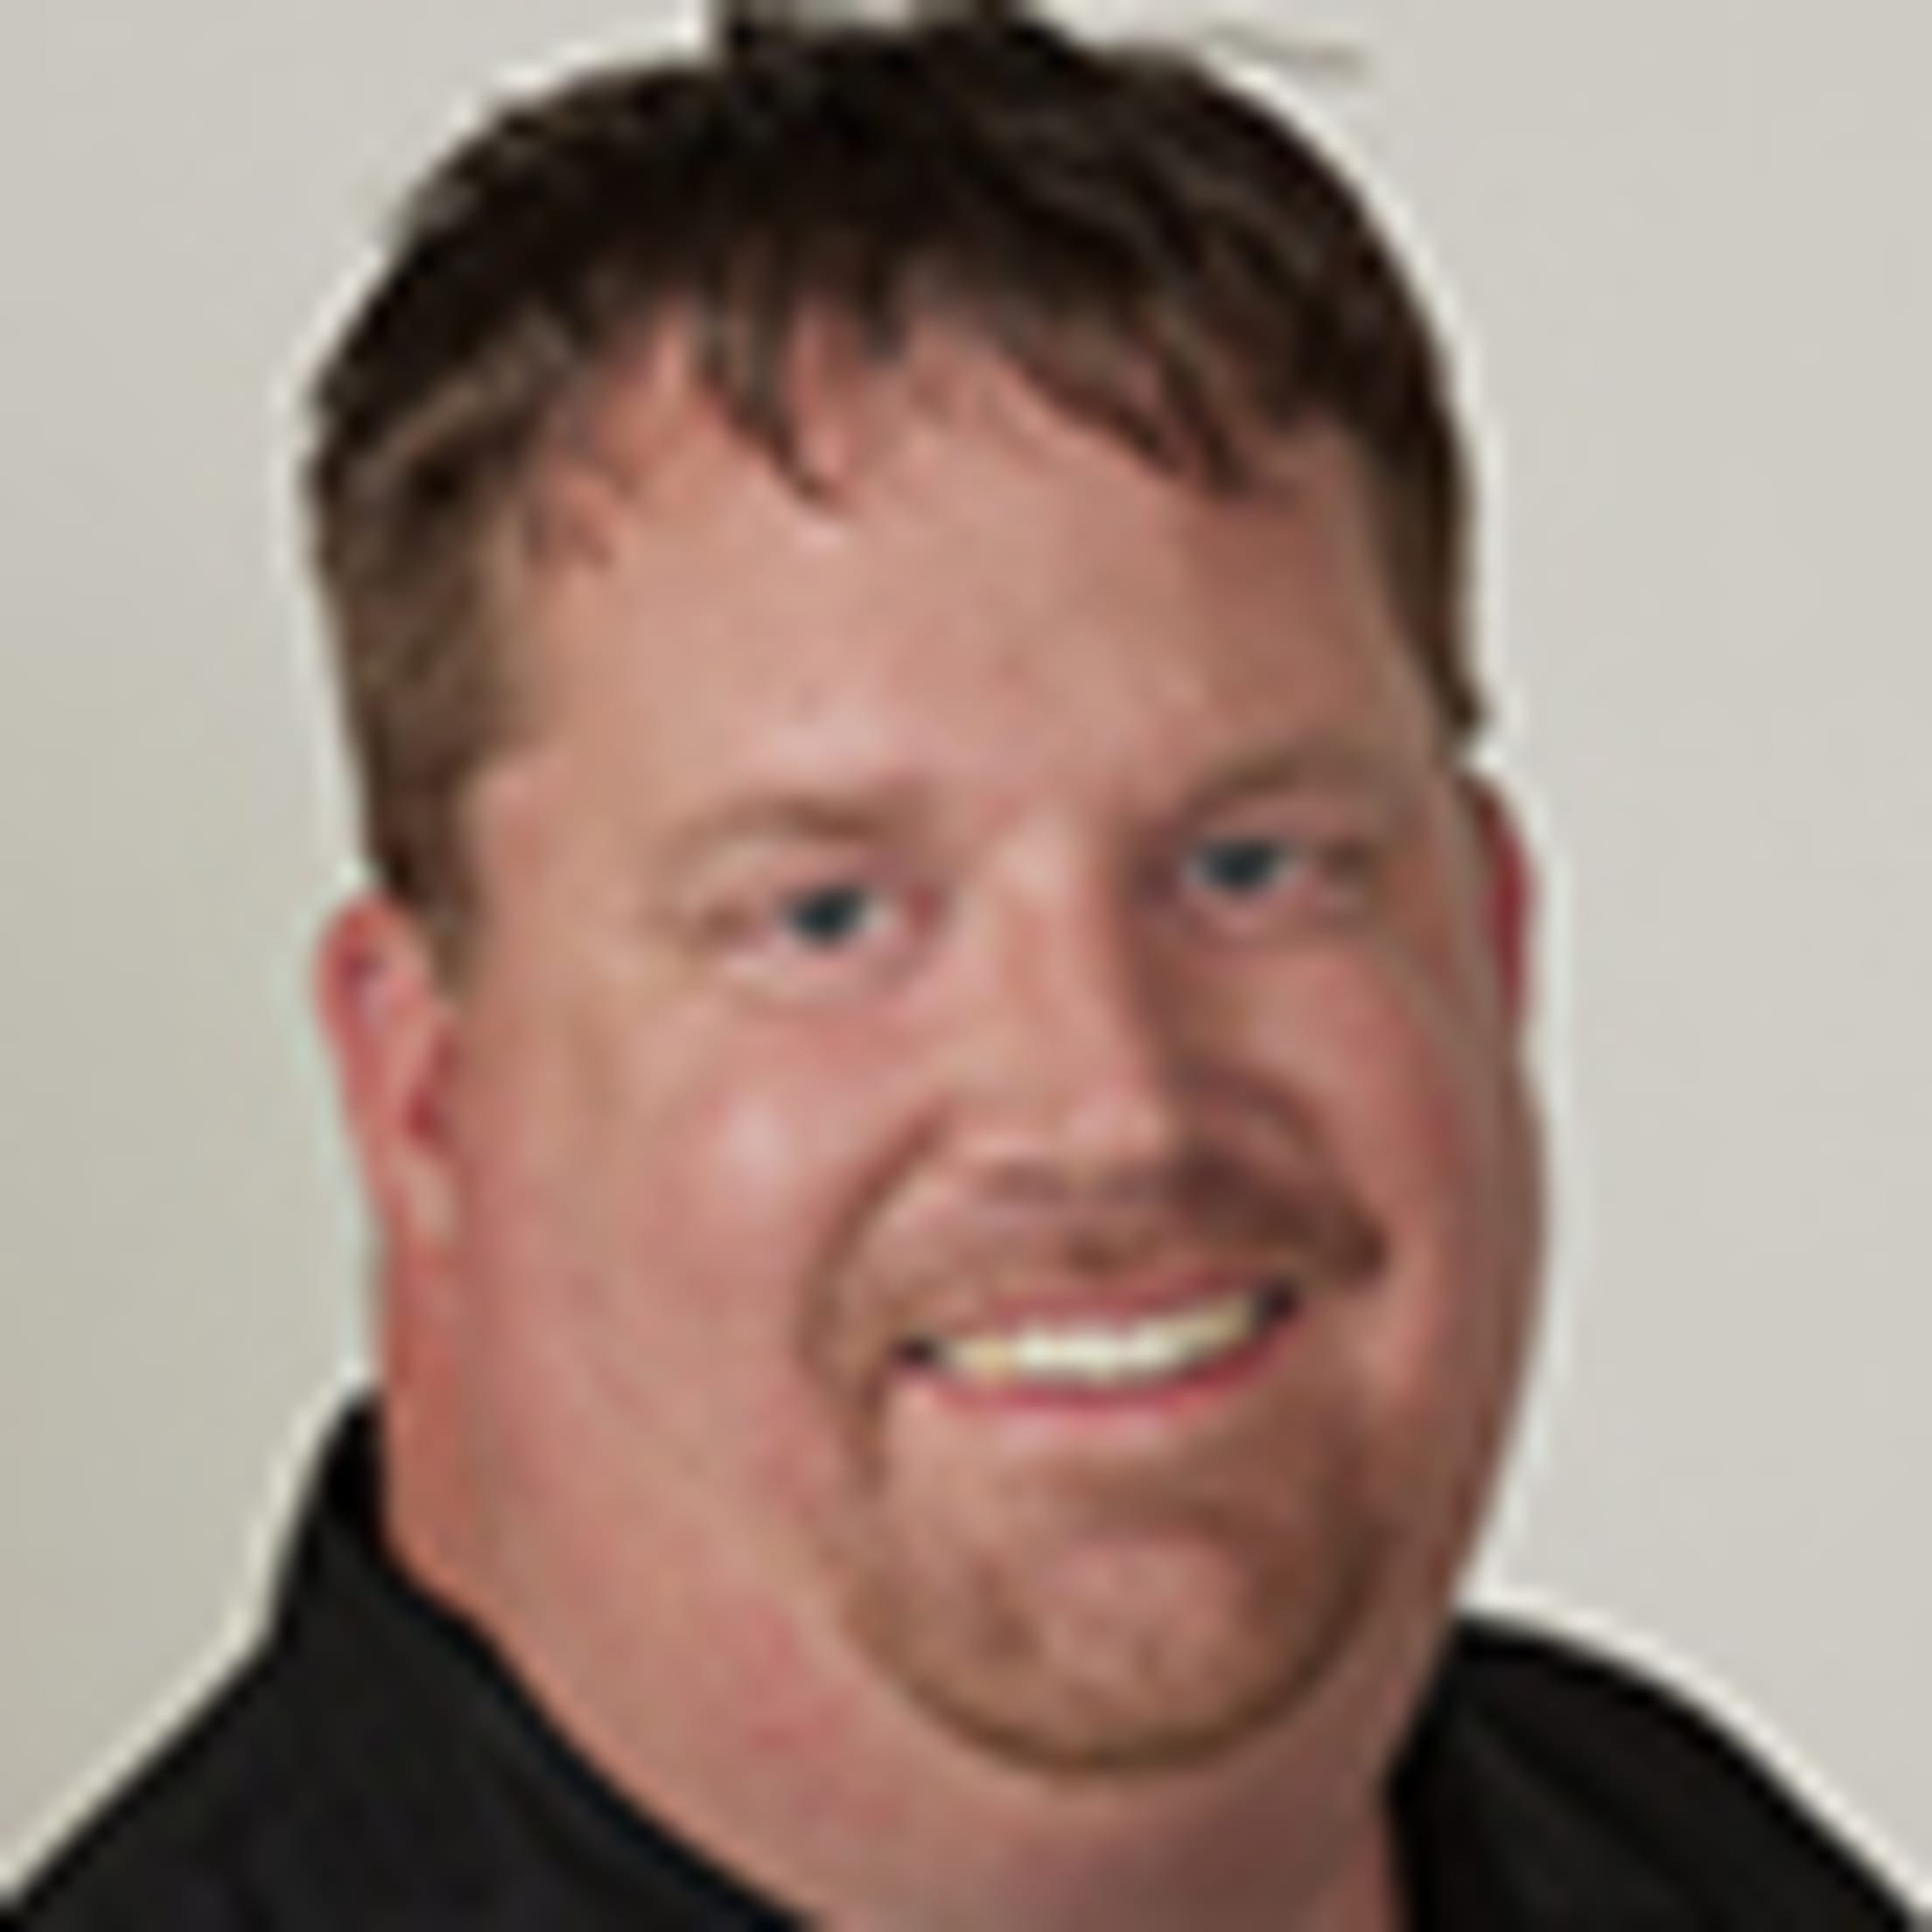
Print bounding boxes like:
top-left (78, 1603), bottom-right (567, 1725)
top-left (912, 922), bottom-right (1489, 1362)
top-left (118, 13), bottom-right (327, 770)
top-left (12, 2), bottom-right (1915, 1926)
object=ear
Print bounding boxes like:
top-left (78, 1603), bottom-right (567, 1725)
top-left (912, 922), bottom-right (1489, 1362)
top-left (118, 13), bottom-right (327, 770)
top-left (314, 894), bottom-right (462, 1275)
top-left (1459, 774), bottom-right (1535, 1023)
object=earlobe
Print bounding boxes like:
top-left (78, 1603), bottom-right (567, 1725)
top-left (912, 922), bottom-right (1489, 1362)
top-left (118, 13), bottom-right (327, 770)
top-left (1460, 775), bottom-right (1536, 1022)
top-left (315, 894), bottom-right (462, 1270)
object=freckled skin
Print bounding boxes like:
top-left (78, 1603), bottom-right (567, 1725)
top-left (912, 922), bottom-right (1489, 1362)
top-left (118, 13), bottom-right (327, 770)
top-left (320, 341), bottom-right (1540, 1931)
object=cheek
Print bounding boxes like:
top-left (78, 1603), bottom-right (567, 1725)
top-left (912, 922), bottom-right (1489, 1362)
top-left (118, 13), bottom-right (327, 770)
top-left (670, 1020), bottom-right (942, 1486)
top-left (637, 1005), bottom-right (924, 1296)
top-left (1264, 946), bottom-right (1536, 1440)
top-left (481, 998), bottom-right (923, 1498)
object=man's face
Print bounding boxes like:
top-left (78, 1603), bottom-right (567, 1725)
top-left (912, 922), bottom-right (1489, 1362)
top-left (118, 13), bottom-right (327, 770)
top-left (361, 344), bottom-right (1538, 1784)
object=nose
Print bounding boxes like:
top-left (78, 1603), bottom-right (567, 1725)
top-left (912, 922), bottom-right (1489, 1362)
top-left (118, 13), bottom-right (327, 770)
top-left (942, 872), bottom-right (1201, 1189)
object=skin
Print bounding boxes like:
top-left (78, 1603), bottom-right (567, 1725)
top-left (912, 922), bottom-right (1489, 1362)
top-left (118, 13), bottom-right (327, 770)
top-left (319, 340), bottom-right (1540, 1930)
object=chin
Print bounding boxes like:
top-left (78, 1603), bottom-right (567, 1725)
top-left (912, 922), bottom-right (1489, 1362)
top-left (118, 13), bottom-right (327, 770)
top-left (829, 1475), bottom-right (1404, 1787)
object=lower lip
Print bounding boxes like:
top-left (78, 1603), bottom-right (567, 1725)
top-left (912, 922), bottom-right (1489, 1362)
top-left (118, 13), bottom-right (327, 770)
top-left (895, 1288), bottom-right (1303, 1432)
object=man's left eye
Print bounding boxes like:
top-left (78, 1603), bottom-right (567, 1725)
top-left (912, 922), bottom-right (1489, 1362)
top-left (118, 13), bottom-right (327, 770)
top-left (1186, 834), bottom-right (1299, 900)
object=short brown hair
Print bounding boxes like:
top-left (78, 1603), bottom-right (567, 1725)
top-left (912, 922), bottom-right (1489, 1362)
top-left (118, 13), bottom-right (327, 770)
top-left (307, 0), bottom-right (1479, 960)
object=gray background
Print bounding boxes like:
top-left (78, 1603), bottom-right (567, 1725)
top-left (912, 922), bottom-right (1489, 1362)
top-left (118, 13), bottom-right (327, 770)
top-left (3, 0), bottom-right (1925, 1896)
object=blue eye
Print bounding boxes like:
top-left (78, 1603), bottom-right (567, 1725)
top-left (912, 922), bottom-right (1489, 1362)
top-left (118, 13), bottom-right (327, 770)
top-left (780, 881), bottom-right (878, 950)
top-left (1189, 834), bottom-right (1297, 900)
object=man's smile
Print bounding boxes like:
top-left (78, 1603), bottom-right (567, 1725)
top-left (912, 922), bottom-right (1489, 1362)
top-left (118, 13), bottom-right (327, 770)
top-left (902, 1278), bottom-right (1301, 1397)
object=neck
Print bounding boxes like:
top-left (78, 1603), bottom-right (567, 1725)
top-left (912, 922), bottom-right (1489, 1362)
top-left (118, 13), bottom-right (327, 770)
top-left (830, 1797), bottom-right (1404, 1932)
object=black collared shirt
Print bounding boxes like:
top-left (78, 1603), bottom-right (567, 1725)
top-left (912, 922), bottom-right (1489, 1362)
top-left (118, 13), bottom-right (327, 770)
top-left (13, 1409), bottom-right (1915, 1928)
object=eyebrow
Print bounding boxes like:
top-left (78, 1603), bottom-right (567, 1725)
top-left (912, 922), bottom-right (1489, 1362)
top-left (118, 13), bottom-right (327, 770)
top-left (1170, 736), bottom-right (1411, 823)
top-left (654, 780), bottom-right (942, 879)
top-left (654, 733), bottom-right (1410, 880)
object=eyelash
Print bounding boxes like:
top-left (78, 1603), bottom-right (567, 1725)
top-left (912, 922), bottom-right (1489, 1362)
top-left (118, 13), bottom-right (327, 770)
top-left (774, 879), bottom-right (885, 952)
top-left (1178, 829), bottom-right (1376, 918)
top-left (1186, 832), bottom-right (1298, 898)
top-left (701, 827), bottom-right (1377, 984)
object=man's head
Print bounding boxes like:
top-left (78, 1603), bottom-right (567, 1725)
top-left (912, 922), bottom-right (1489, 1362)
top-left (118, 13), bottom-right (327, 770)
top-left (312, 2), bottom-right (1538, 1916)
top-left (309, 0), bottom-right (1479, 969)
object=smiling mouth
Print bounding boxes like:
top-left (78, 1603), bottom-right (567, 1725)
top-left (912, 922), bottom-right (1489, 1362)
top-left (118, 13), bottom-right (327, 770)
top-left (900, 1282), bottom-right (1299, 1396)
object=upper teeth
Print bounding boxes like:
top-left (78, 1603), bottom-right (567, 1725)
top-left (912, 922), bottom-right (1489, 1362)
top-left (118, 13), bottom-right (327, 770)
top-left (928, 1287), bottom-right (1284, 1391)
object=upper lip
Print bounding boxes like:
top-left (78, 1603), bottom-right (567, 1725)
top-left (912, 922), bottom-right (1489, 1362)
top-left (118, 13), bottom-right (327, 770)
top-left (810, 1166), bottom-right (1388, 1410)
top-left (897, 1264), bottom-right (1298, 1360)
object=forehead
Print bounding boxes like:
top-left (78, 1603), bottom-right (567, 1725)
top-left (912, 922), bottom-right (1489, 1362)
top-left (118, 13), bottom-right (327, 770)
top-left (514, 326), bottom-right (1274, 577)
top-left (517, 322), bottom-right (1388, 576)
top-left (483, 336), bottom-right (1436, 823)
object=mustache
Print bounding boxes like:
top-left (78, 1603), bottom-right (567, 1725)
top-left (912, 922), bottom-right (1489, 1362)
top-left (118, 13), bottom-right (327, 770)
top-left (813, 1150), bottom-right (1388, 1401)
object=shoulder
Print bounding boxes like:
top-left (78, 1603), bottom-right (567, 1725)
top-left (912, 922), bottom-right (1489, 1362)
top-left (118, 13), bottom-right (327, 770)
top-left (13, 1649), bottom-right (311, 1929)
top-left (1437, 1614), bottom-right (1917, 1928)
top-left (11, 1630), bottom-right (552, 1932)
top-left (14, 1415), bottom-right (455, 1928)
